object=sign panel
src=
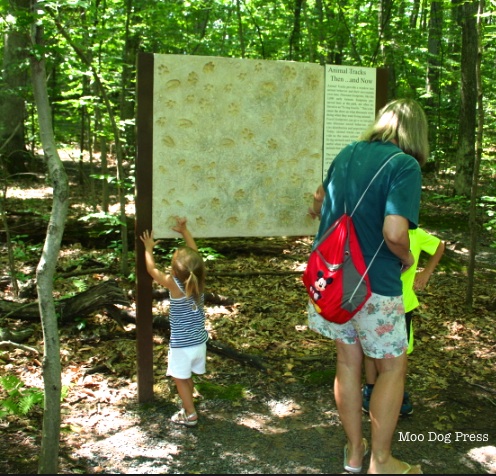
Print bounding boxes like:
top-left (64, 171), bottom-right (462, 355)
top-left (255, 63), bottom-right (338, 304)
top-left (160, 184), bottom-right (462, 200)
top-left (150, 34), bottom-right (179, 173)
top-left (323, 65), bottom-right (377, 172)
top-left (152, 55), bottom-right (324, 238)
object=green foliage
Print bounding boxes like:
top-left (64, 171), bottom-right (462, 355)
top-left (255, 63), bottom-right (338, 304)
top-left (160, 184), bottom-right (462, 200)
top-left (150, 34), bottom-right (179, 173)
top-left (75, 316), bottom-right (88, 330)
top-left (8, 236), bottom-right (43, 282)
top-left (79, 212), bottom-right (124, 237)
top-left (194, 381), bottom-right (246, 401)
top-left (11, 235), bottom-right (32, 261)
top-left (430, 193), bottom-right (470, 205)
top-left (56, 278), bottom-right (89, 298)
top-left (72, 278), bottom-right (89, 293)
top-left (3, 0), bottom-right (496, 217)
top-left (5, 0), bottom-right (493, 172)
top-left (0, 375), bottom-right (70, 419)
top-left (0, 375), bottom-right (44, 418)
top-left (479, 195), bottom-right (496, 246)
top-left (304, 368), bottom-right (335, 386)
top-left (197, 245), bottom-right (224, 262)
top-left (90, 174), bottom-right (134, 193)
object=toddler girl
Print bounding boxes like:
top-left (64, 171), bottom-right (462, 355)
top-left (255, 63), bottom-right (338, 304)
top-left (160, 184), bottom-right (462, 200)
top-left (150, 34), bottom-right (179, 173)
top-left (140, 217), bottom-right (208, 426)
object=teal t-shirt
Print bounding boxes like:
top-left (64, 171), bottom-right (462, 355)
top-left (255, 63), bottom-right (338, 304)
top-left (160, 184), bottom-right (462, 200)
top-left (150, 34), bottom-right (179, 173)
top-left (316, 140), bottom-right (422, 296)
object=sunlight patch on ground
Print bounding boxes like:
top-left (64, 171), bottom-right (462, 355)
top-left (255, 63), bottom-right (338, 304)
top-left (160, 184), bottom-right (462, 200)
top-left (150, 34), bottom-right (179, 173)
top-left (59, 245), bottom-right (84, 259)
top-left (109, 201), bottom-right (135, 216)
top-left (206, 305), bottom-right (232, 316)
top-left (70, 202), bottom-right (99, 214)
top-left (7, 186), bottom-right (53, 199)
top-left (294, 261), bottom-right (307, 271)
top-left (235, 414), bottom-right (288, 434)
top-left (5, 360), bottom-right (43, 390)
top-left (267, 398), bottom-right (302, 417)
top-left (466, 446), bottom-right (496, 473)
top-left (75, 425), bottom-right (179, 473)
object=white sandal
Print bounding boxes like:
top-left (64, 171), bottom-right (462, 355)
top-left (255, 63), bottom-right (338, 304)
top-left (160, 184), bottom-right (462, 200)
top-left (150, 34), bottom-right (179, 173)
top-left (171, 408), bottom-right (198, 427)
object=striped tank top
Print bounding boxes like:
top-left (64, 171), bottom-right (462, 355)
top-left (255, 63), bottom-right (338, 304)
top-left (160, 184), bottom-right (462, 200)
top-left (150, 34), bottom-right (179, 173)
top-left (169, 277), bottom-right (208, 348)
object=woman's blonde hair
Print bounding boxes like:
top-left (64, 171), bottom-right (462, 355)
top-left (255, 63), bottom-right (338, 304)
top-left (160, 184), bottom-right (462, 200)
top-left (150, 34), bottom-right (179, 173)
top-left (360, 98), bottom-right (429, 166)
top-left (171, 247), bottom-right (205, 304)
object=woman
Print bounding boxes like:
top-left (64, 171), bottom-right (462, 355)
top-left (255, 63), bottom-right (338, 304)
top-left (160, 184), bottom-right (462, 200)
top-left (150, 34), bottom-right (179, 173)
top-left (308, 98), bottom-right (428, 474)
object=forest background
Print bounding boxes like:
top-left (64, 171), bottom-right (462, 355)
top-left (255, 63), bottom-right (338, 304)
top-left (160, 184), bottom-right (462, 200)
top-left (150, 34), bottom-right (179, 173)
top-left (0, 0), bottom-right (495, 474)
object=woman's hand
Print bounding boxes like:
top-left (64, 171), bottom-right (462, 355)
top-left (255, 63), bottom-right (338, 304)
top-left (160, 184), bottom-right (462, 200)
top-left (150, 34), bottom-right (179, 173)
top-left (308, 184), bottom-right (324, 220)
top-left (307, 207), bottom-right (321, 220)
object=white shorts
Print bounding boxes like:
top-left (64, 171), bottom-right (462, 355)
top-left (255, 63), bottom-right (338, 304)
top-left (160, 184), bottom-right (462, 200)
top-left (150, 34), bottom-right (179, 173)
top-left (166, 343), bottom-right (207, 379)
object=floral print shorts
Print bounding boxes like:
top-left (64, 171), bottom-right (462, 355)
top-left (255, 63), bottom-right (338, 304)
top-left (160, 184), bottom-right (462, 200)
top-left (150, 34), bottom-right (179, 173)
top-left (307, 293), bottom-right (408, 359)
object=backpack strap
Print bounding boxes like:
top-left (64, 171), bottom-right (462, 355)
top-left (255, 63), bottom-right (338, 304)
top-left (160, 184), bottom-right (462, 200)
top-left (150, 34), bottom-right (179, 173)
top-left (348, 234), bottom-right (385, 304)
top-left (345, 149), bottom-right (403, 303)
top-left (349, 151), bottom-right (403, 217)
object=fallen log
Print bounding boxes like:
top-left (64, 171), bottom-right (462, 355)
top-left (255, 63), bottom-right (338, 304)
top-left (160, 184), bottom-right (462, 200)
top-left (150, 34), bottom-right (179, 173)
top-left (1, 211), bottom-right (136, 247)
top-left (1, 281), bottom-right (266, 370)
top-left (155, 290), bottom-right (235, 306)
top-left (152, 314), bottom-right (267, 371)
top-left (0, 340), bottom-right (39, 355)
top-left (0, 279), bottom-right (130, 324)
top-left (210, 271), bottom-right (301, 277)
top-left (207, 339), bottom-right (267, 371)
top-left (0, 327), bottom-right (34, 342)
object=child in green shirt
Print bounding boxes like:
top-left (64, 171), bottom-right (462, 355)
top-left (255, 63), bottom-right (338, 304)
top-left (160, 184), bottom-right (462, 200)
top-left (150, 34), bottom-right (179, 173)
top-left (362, 227), bottom-right (445, 415)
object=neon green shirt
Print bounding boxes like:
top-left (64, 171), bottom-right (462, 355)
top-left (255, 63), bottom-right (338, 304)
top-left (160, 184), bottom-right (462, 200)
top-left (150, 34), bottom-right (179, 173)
top-left (402, 228), bottom-right (442, 313)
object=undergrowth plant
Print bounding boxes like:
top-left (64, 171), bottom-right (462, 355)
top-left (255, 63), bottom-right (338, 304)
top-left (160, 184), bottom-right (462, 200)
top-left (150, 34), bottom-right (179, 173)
top-left (480, 195), bottom-right (496, 247)
top-left (0, 375), bottom-right (44, 418)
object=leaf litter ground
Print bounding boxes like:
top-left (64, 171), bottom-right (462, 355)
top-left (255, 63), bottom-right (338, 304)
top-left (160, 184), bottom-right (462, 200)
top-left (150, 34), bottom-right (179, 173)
top-left (0, 173), bottom-right (495, 474)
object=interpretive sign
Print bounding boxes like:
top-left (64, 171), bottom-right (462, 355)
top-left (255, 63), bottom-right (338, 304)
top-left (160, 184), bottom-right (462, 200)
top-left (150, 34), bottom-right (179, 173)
top-left (135, 53), bottom-right (387, 402)
top-left (150, 55), bottom-right (323, 239)
top-left (324, 65), bottom-right (377, 171)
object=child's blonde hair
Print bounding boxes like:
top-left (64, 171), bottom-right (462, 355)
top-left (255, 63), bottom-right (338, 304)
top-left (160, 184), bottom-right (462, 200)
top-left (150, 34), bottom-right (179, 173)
top-left (172, 246), bottom-right (205, 304)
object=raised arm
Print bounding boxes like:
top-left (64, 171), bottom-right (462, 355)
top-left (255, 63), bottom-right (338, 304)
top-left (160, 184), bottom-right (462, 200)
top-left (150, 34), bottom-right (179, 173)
top-left (172, 216), bottom-right (198, 251)
top-left (139, 230), bottom-right (169, 287)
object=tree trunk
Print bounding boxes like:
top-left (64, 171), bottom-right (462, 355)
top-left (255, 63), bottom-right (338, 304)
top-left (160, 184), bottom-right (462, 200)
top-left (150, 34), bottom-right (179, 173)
top-left (453, 0), bottom-right (478, 197)
top-left (119, 0), bottom-right (139, 156)
top-left (0, 184), bottom-right (20, 297)
top-left (0, 0), bottom-right (30, 174)
top-left (466, 0), bottom-right (485, 308)
top-left (289, 0), bottom-right (304, 61)
top-left (30, 7), bottom-right (70, 473)
top-left (378, 0), bottom-right (396, 98)
top-left (235, 0), bottom-right (246, 58)
top-left (99, 129), bottom-right (110, 213)
top-left (410, 0), bottom-right (420, 27)
top-left (425, 1), bottom-right (443, 158)
top-left (93, 6), bottom-right (110, 213)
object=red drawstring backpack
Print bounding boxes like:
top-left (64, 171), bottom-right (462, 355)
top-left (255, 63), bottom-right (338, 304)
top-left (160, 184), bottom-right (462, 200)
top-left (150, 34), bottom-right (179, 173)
top-left (303, 151), bottom-right (401, 324)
